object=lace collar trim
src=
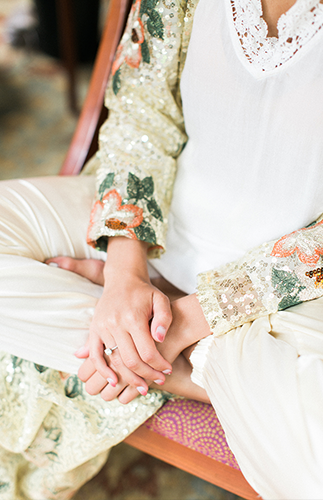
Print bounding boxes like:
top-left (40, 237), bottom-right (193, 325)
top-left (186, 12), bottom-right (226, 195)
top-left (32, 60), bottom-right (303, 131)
top-left (229, 0), bottom-right (323, 76)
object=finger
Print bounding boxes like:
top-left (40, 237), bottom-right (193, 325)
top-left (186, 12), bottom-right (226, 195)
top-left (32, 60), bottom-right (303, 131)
top-left (74, 338), bottom-right (90, 358)
top-left (125, 321), bottom-right (172, 375)
top-left (100, 354), bottom-right (151, 402)
top-left (85, 371), bottom-right (108, 396)
top-left (108, 349), bottom-right (151, 393)
top-left (100, 382), bottom-right (127, 402)
top-left (115, 327), bottom-right (169, 381)
top-left (150, 291), bottom-right (173, 343)
top-left (46, 257), bottom-right (105, 286)
top-left (118, 384), bottom-right (150, 405)
top-left (89, 335), bottom-right (118, 386)
top-left (78, 357), bottom-right (96, 382)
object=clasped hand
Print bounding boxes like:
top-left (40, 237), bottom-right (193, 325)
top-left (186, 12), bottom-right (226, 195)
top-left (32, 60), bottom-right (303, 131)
top-left (70, 237), bottom-right (210, 404)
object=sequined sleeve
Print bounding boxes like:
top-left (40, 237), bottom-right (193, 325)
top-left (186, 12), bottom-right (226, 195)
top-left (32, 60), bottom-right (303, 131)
top-left (83, 0), bottom-right (190, 256)
top-left (197, 215), bottom-right (323, 336)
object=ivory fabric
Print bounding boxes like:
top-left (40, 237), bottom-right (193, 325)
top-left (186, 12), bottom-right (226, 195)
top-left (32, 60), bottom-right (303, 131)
top-left (191, 299), bottom-right (323, 499)
top-left (152, 0), bottom-right (323, 292)
top-left (0, 180), bottom-right (322, 500)
top-left (0, 177), bottom-right (168, 500)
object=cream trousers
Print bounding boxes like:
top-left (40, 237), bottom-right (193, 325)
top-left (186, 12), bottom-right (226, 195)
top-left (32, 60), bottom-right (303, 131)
top-left (1, 176), bottom-right (323, 499)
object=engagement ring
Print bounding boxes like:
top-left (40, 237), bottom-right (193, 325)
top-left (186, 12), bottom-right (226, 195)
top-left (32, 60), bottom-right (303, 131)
top-left (104, 345), bottom-right (118, 356)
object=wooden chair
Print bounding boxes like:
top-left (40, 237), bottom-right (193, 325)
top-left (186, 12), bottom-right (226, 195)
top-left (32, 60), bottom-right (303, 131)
top-left (59, 1), bottom-right (260, 498)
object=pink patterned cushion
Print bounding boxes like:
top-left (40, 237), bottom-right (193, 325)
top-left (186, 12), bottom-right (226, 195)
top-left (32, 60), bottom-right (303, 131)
top-left (144, 399), bottom-right (240, 470)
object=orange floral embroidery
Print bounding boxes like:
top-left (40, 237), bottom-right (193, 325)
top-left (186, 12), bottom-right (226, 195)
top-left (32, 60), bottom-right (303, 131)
top-left (271, 220), bottom-right (323, 265)
top-left (112, 0), bottom-right (145, 75)
top-left (87, 189), bottom-right (143, 248)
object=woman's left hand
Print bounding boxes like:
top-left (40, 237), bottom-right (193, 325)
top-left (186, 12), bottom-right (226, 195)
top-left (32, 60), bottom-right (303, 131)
top-left (78, 350), bottom-right (153, 404)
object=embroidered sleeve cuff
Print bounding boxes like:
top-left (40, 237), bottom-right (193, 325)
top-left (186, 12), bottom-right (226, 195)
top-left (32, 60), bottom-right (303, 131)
top-left (197, 215), bottom-right (323, 337)
top-left (86, 172), bottom-right (167, 255)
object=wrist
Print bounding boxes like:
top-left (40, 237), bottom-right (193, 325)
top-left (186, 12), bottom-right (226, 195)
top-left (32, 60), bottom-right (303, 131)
top-left (104, 237), bottom-right (150, 280)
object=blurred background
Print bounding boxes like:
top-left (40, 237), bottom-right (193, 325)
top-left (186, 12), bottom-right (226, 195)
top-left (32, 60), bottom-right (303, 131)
top-left (0, 0), bottom-right (103, 181)
top-left (0, 1), bottom-right (243, 499)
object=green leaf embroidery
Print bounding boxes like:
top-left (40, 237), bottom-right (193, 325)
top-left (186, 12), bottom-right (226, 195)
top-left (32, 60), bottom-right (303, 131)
top-left (272, 269), bottom-right (299, 295)
top-left (140, 0), bottom-right (158, 15)
top-left (11, 356), bottom-right (23, 368)
top-left (34, 364), bottom-right (48, 373)
top-left (45, 451), bottom-right (59, 463)
top-left (65, 375), bottom-right (83, 398)
top-left (141, 38), bottom-right (150, 64)
top-left (141, 176), bottom-right (154, 197)
top-left (127, 172), bottom-right (144, 201)
top-left (278, 295), bottom-right (303, 310)
top-left (147, 9), bottom-right (164, 40)
top-left (0, 483), bottom-right (9, 492)
top-left (99, 173), bottom-right (115, 199)
top-left (112, 68), bottom-right (121, 95)
top-left (272, 268), bottom-right (305, 311)
top-left (134, 220), bottom-right (157, 244)
top-left (147, 197), bottom-right (163, 221)
top-left (47, 427), bottom-right (62, 443)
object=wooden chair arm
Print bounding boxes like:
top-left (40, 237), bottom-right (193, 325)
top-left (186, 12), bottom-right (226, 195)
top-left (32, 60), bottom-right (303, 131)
top-left (59, 0), bottom-right (131, 176)
top-left (125, 425), bottom-right (260, 500)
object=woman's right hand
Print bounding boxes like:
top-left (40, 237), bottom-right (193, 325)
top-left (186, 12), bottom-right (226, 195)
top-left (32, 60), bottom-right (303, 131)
top-left (84, 237), bottom-right (173, 392)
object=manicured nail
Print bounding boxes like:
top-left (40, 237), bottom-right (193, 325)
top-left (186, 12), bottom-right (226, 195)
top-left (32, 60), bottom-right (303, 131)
top-left (162, 369), bottom-right (172, 375)
top-left (74, 346), bottom-right (87, 356)
top-left (48, 262), bottom-right (59, 267)
top-left (156, 326), bottom-right (166, 342)
top-left (137, 386), bottom-right (147, 396)
top-left (107, 378), bottom-right (116, 387)
top-left (153, 379), bottom-right (164, 385)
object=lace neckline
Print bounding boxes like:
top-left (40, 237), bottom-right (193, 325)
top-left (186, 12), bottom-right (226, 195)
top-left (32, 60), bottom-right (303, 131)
top-left (229, 0), bottom-right (323, 76)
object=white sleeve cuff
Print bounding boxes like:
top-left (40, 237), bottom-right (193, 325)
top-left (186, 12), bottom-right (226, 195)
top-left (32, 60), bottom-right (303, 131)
top-left (189, 335), bottom-right (214, 389)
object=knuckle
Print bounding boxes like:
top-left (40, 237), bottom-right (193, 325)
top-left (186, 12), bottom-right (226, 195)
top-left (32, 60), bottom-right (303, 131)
top-left (129, 376), bottom-right (139, 387)
top-left (124, 311), bottom-right (136, 325)
top-left (163, 310), bottom-right (172, 323)
top-left (141, 350), bottom-right (155, 365)
top-left (125, 357), bottom-right (139, 371)
top-left (111, 356), bottom-right (123, 369)
top-left (106, 317), bottom-right (118, 330)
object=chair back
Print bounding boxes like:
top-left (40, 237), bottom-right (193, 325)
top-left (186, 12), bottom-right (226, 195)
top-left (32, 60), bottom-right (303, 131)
top-left (59, 0), bottom-right (132, 176)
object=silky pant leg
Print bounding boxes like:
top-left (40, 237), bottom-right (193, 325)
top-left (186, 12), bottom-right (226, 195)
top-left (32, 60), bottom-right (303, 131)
top-left (197, 299), bottom-right (323, 500)
top-left (0, 175), bottom-right (104, 373)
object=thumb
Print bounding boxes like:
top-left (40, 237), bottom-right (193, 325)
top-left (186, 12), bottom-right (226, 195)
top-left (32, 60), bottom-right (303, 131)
top-left (150, 292), bottom-right (172, 343)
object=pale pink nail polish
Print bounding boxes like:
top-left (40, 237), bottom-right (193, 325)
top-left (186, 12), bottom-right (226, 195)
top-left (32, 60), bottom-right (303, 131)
top-left (74, 346), bottom-right (87, 356)
top-left (162, 369), bottom-right (172, 375)
top-left (153, 379), bottom-right (164, 385)
top-left (137, 386), bottom-right (147, 395)
top-left (107, 378), bottom-right (116, 387)
top-left (156, 326), bottom-right (166, 342)
top-left (48, 262), bottom-right (59, 268)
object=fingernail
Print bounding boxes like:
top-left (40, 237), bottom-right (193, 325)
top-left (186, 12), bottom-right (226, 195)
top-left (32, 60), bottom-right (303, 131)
top-left (153, 379), bottom-right (164, 385)
top-left (156, 326), bottom-right (166, 342)
top-left (48, 262), bottom-right (59, 267)
top-left (107, 378), bottom-right (116, 387)
top-left (137, 386), bottom-right (147, 396)
top-left (74, 346), bottom-right (86, 356)
top-left (162, 369), bottom-right (172, 375)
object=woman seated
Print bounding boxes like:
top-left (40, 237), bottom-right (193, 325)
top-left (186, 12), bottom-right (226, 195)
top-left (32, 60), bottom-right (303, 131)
top-left (1, 0), bottom-right (323, 498)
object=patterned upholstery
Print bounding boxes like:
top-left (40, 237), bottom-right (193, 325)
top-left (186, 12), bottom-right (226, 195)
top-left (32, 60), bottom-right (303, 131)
top-left (144, 399), bottom-right (240, 469)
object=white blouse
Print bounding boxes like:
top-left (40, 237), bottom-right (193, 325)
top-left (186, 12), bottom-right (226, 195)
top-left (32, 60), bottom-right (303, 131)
top-left (152, 0), bottom-right (323, 293)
